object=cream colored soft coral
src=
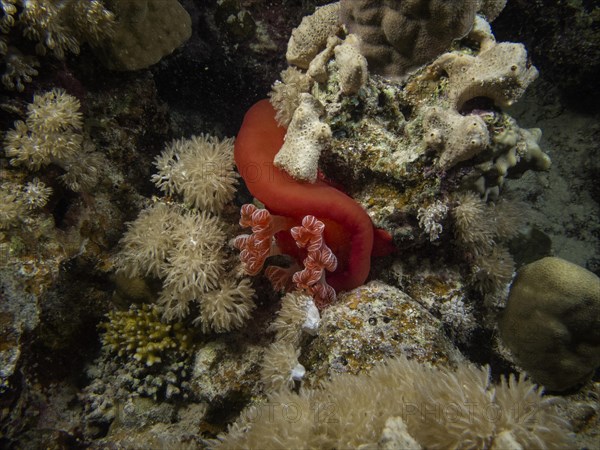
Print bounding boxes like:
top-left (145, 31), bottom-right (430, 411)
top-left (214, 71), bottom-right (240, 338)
top-left (217, 355), bottom-right (571, 449)
top-left (160, 210), bottom-right (226, 313)
top-left (268, 291), bottom-right (319, 347)
top-left (195, 278), bottom-right (256, 333)
top-left (0, 186), bottom-right (25, 229)
top-left (116, 201), bottom-right (253, 328)
top-left (260, 341), bottom-right (305, 391)
top-left (1, 0), bottom-right (115, 90)
top-left (115, 202), bottom-right (184, 279)
top-left (117, 143), bottom-right (255, 330)
top-left (152, 134), bottom-right (238, 213)
top-left (4, 88), bottom-right (103, 192)
top-left (5, 88), bottom-right (82, 169)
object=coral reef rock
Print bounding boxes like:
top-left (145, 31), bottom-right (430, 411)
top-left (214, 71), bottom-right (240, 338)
top-left (499, 257), bottom-right (600, 392)
top-left (339, 0), bottom-right (478, 79)
top-left (303, 281), bottom-right (464, 386)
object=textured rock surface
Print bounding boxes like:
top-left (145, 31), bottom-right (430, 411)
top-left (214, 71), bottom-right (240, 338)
top-left (303, 281), bottom-right (464, 386)
top-left (340, 0), bottom-right (477, 79)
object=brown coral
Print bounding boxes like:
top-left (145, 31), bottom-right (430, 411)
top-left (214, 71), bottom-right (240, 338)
top-left (97, 0), bottom-right (191, 71)
top-left (340, 0), bottom-right (477, 79)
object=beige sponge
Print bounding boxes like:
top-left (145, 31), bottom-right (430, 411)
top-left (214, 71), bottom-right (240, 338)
top-left (286, 2), bottom-right (341, 69)
top-left (274, 93), bottom-right (332, 182)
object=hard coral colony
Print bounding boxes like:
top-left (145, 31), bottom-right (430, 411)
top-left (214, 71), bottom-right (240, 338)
top-left (233, 99), bottom-right (393, 307)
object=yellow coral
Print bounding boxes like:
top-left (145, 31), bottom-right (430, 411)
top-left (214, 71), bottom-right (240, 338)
top-left (101, 303), bottom-right (193, 366)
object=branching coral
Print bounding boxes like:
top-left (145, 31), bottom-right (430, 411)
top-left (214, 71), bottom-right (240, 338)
top-left (216, 355), bottom-right (571, 449)
top-left (100, 303), bottom-right (193, 367)
top-left (152, 134), bottom-right (238, 213)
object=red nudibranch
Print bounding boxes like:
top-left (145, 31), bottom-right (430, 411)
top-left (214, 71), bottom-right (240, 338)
top-left (234, 99), bottom-right (393, 305)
